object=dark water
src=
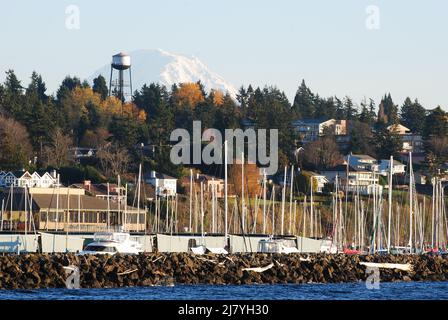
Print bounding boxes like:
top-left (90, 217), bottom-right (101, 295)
top-left (1, 282), bottom-right (448, 300)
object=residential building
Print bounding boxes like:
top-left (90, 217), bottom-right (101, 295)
top-left (71, 147), bottom-right (97, 161)
top-left (0, 171), bottom-right (58, 188)
top-left (378, 159), bottom-right (406, 176)
top-left (387, 124), bottom-right (411, 135)
top-left (387, 123), bottom-right (425, 162)
top-left (0, 172), bottom-right (16, 187)
top-left (320, 164), bottom-right (382, 196)
top-left (344, 154), bottom-right (379, 172)
top-left (193, 174), bottom-right (226, 198)
top-left (292, 118), bottom-right (347, 143)
top-left (145, 171), bottom-right (177, 197)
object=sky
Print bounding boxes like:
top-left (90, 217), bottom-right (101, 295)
top-left (0, 0), bottom-right (447, 109)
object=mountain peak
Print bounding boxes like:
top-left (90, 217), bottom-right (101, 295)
top-left (90, 49), bottom-right (237, 98)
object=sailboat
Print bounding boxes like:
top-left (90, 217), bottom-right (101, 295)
top-left (190, 142), bottom-right (230, 255)
top-left (257, 165), bottom-right (299, 254)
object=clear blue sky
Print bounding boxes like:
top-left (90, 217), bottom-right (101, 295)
top-left (0, 0), bottom-right (447, 109)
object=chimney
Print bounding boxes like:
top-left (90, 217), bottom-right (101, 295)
top-left (84, 180), bottom-right (91, 191)
top-left (151, 170), bottom-right (156, 178)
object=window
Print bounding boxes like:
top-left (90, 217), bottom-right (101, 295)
top-left (84, 245), bottom-right (116, 253)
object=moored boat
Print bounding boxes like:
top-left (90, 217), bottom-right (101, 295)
top-left (79, 231), bottom-right (143, 255)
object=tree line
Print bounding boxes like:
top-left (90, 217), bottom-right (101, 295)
top-left (0, 70), bottom-right (447, 182)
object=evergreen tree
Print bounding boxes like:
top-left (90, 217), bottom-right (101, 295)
top-left (26, 71), bottom-right (48, 103)
top-left (377, 93), bottom-right (398, 125)
top-left (400, 97), bottom-right (426, 133)
top-left (359, 98), bottom-right (376, 126)
top-left (349, 121), bottom-right (374, 155)
top-left (92, 75), bottom-right (108, 100)
top-left (3, 70), bottom-right (24, 116)
top-left (292, 80), bottom-right (315, 118)
top-left (334, 96), bottom-right (345, 119)
top-left (373, 126), bottom-right (402, 158)
top-left (57, 76), bottom-right (81, 101)
top-left (424, 106), bottom-right (448, 138)
top-left (236, 86), bottom-right (248, 108)
top-left (343, 96), bottom-right (358, 120)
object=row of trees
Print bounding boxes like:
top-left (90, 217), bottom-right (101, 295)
top-left (0, 70), bottom-right (447, 180)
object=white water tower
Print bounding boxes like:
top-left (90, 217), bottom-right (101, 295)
top-left (109, 52), bottom-right (133, 104)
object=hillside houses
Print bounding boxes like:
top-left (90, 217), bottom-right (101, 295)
top-left (320, 164), bottom-right (383, 195)
top-left (292, 118), bottom-right (347, 143)
top-left (387, 124), bottom-right (425, 164)
top-left (0, 170), bottom-right (58, 188)
top-left (145, 171), bottom-right (177, 197)
top-left (378, 159), bottom-right (406, 176)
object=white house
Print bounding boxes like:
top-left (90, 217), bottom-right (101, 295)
top-left (145, 171), bottom-right (177, 197)
top-left (15, 171), bottom-right (34, 187)
top-left (320, 164), bottom-right (382, 196)
top-left (309, 172), bottom-right (329, 193)
top-left (39, 172), bottom-right (58, 188)
top-left (378, 159), bottom-right (406, 176)
top-left (0, 170), bottom-right (58, 188)
top-left (345, 154), bottom-right (379, 172)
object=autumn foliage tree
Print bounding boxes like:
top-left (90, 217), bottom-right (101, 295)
top-left (173, 82), bottom-right (205, 108)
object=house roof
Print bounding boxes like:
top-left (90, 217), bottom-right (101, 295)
top-left (194, 174), bottom-right (223, 183)
top-left (0, 192), bottom-right (138, 212)
top-left (380, 159), bottom-right (404, 166)
top-left (387, 123), bottom-right (410, 133)
top-left (320, 165), bottom-right (348, 172)
top-left (293, 118), bottom-right (329, 125)
top-left (348, 154), bottom-right (376, 161)
top-left (31, 194), bottom-right (139, 212)
top-left (71, 183), bottom-right (120, 196)
top-left (321, 165), bottom-right (372, 173)
top-left (145, 172), bottom-right (176, 180)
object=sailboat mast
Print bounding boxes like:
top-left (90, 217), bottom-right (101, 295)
top-left (10, 184), bottom-right (13, 230)
top-left (431, 177), bottom-right (436, 249)
top-left (409, 152), bottom-right (413, 253)
top-left (271, 185), bottom-right (275, 235)
top-left (241, 152), bottom-right (245, 233)
top-left (56, 176), bottom-right (59, 231)
top-left (281, 166), bottom-right (286, 235)
top-left (0, 198), bottom-right (4, 231)
top-left (262, 169), bottom-right (267, 234)
top-left (224, 140), bottom-right (228, 243)
top-left (310, 176), bottom-right (314, 238)
top-left (387, 155), bottom-right (393, 253)
top-left (200, 181), bottom-right (204, 244)
top-left (137, 163), bottom-right (142, 232)
top-left (24, 185), bottom-right (28, 236)
top-left (289, 165), bottom-right (294, 234)
top-left (212, 179), bottom-right (216, 233)
top-left (107, 182), bottom-right (110, 230)
top-left (189, 169), bottom-right (193, 232)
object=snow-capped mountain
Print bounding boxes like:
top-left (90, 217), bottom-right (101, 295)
top-left (89, 49), bottom-right (238, 98)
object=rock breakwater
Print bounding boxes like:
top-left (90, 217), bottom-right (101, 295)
top-left (0, 253), bottom-right (447, 290)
